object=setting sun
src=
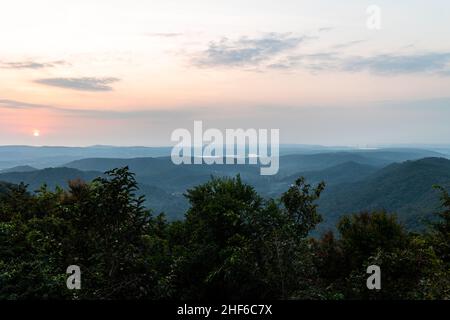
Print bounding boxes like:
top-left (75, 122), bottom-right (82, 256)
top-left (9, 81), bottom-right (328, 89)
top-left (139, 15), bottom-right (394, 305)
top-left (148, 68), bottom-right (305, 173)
top-left (33, 129), bottom-right (40, 137)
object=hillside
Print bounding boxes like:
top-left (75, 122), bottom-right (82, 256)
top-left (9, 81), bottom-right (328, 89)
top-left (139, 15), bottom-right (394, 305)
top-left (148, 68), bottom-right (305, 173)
top-left (0, 181), bottom-right (12, 195)
top-left (137, 183), bottom-right (187, 220)
top-left (0, 144), bottom-right (371, 169)
top-left (318, 157), bottom-right (450, 230)
top-left (0, 167), bottom-right (102, 191)
top-left (0, 145), bottom-right (174, 169)
top-left (0, 166), bottom-right (186, 219)
top-left (281, 161), bottom-right (377, 186)
top-left (64, 148), bottom-right (444, 186)
top-left (278, 149), bottom-right (444, 176)
top-left (64, 156), bottom-right (261, 192)
top-left (0, 165), bottom-right (37, 174)
top-left (1, 153), bottom-right (449, 230)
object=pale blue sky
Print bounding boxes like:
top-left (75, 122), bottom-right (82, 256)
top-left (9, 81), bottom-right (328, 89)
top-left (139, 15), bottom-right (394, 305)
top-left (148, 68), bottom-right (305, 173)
top-left (0, 0), bottom-right (450, 146)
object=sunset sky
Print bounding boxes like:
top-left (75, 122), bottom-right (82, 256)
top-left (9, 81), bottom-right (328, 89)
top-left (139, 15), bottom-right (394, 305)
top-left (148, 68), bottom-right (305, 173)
top-left (1, 0), bottom-right (450, 146)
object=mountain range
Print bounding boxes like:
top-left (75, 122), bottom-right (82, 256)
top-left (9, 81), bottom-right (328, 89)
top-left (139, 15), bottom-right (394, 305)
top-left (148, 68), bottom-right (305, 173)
top-left (0, 147), bottom-right (449, 231)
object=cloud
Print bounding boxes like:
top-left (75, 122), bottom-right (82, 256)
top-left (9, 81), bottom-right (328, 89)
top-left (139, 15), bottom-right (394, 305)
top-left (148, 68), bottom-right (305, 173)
top-left (332, 39), bottom-right (366, 49)
top-left (268, 53), bottom-right (339, 71)
top-left (0, 98), bottom-right (199, 120)
top-left (193, 34), bottom-right (450, 76)
top-left (270, 51), bottom-right (450, 76)
top-left (318, 27), bottom-right (334, 33)
top-left (343, 53), bottom-right (450, 75)
top-left (34, 77), bottom-right (120, 92)
top-left (193, 33), bottom-right (305, 67)
top-left (0, 60), bottom-right (67, 69)
top-left (0, 99), bottom-right (50, 110)
top-left (144, 32), bottom-right (183, 38)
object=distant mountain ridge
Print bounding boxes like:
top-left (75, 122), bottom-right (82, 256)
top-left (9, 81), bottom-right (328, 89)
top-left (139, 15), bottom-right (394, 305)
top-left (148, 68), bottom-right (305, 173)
top-left (0, 167), bottom-right (102, 191)
top-left (0, 150), bottom-right (449, 230)
top-left (0, 166), bottom-right (186, 219)
top-left (0, 145), bottom-right (174, 169)
top-left (318, 157), bottom-right (450, 230)
top-left (281, 161), bottom-right (378, 186)
top-left (0, 145), bottom-right (445, 170)
top-left (0, 165), bottom-right (37, 174)
top-left (277, 149), bottom-right (445, 175)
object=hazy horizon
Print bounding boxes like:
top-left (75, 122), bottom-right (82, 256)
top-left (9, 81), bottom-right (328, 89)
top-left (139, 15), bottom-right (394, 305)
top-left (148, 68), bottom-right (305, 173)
top-left (1, 143), bottom-right (450, 149)
top-left (2, 0), bottom-right (450, 146)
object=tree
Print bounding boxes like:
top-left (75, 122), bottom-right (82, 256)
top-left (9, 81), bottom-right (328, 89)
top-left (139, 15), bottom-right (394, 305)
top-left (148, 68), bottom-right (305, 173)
top-left (431, 186), bottom-right (450, 264)
top-left (337, 210), bottom-right (409, 270)
top-left (281, 177), bottom-right (325, 238)
top-left (1, 169), bottom-right (449, 300)
top-left (318, 210), bottom-right (450, 299)
top-left (172, 175), bottom-right (325, 299)
top-left (172, 175), bottom-right (266, 299)
top-left (0, 167), bottom-right (169, 299)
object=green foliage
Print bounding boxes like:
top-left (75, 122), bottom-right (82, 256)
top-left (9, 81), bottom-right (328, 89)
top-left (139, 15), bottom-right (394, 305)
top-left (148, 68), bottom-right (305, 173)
top-left (318, 158), bottom-right (450, 231)
top-left (0, 167), bottom-right (167, 299)
top-left (313, 209), bottom-right (450, 299)
top-left (338, 211), bottom-right (409, 269)
top-left (0, 169), bottom-right (449, 300)
top-left (281, 177), bottom-right (325, 237)
top-left (171, 175), bottom-right (325, 299)
top-left (431, 186), bottom-right (450, 264)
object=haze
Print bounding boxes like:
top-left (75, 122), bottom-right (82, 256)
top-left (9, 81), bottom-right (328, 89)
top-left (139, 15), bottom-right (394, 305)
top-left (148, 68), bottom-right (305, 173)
top-left (1, 0), bottom-right (450, 146)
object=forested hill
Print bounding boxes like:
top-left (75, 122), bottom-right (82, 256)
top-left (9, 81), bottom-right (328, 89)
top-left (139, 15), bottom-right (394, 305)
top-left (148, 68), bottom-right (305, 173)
top-left (0, 182), bottom-right (12, 195)
top-left (0, 155), bottom-right (449, 231)
top-left (281, 161), bottom-right (378, 186)
top-left (0, 167), bottom-right (102, 191)
top-left (0, 167), bottom-right (449, 299)
top-left (319, 157), bottom-right (450, 230)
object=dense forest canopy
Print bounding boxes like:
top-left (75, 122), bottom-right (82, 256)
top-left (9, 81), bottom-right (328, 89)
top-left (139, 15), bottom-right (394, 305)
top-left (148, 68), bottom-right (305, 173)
top-left (0, 167), bottom-right (449, 299)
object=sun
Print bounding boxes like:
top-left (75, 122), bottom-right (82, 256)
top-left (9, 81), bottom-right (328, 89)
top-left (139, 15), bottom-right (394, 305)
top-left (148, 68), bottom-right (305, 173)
top-left (33, 129), bottom-right (41, 137)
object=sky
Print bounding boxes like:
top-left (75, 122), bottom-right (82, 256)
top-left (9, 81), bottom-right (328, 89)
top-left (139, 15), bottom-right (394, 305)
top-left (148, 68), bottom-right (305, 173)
top-left (1, 0), bottom-right (450, 146)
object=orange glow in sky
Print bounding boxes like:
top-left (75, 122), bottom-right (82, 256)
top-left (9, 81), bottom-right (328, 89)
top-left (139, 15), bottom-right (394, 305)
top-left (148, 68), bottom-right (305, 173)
top-left (1, 1), bottom-right (450, 146)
